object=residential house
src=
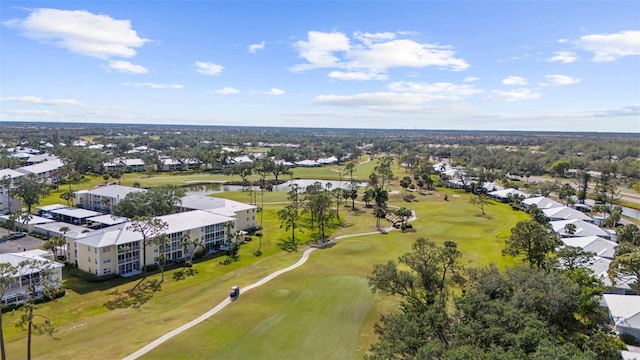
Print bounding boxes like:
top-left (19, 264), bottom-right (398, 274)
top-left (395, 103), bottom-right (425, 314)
top-left (481, 181), bottom-right (504, 193)
top-left (522, 196), bottom-right (563, 211)
top-left (543, 206), bottom-right (594, 223)
top-left (561, 236), bottom-right (618, 259)
top-left (603, 294), bottom-right (640, 340)
top-left (488, 188), bottom-right (528, 203)
top-left (550, 219), bottom-right (612, 239)
top-left (0, 250), bottom-right (63, 306)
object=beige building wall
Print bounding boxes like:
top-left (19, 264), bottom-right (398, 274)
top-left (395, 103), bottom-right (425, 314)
top-left (234, 208), bottom-right (257, 231)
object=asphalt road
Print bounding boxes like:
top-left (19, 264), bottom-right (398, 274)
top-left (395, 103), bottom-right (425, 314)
top-left (526, 175), bottom-right (640, 205)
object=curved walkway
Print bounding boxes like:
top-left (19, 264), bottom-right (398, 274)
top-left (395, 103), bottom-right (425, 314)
top-left (123, 211), bottom-right (417, 360)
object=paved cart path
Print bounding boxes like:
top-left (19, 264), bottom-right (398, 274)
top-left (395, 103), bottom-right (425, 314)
top-left (122, 246), bottom-right (317, 360)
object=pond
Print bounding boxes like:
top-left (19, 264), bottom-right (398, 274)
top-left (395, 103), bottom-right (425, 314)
top-left (184, 179), bottom-right (367, 196)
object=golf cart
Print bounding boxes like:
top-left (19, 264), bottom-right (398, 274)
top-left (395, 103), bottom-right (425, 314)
top-left (230, 285), bottom-right (240, 300)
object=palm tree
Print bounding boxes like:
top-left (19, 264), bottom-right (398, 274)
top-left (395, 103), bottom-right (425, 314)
top-left (395, 207), bottom-right (413, 230)
top-left (180, 233), bottom-right (203, 267)
top-left (59, 189), bottom-right (75, 207)
top-left (17, 211), bottom-right (32, 233)
top-left (374, 207), bottom-right (386, 230)
top-left (371, 186), bottom-right (388, 209)
top-left (564, 223), bottom-right (577, 237)
top-left (59, 227), bottom-right (70, 260)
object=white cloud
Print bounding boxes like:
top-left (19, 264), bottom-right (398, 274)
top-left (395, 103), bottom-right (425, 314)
top-left (248, 41), bottom-right (265, 54)
top-left (591, 105), bottom-right (640, 118)
top-left (3, 8), bottom-right (149, 59)
top-left (292, 31), bottom-right (350, 71)
top-left (195, 61), bottom-right (224, 76)
top-left (214, 87), bottom-right (240, 94)
top-left (545, 74), bottom-right (581, 85)
top-left (2, 96), bottom-right (84, 107)
top-left (501, 76), bottom-right (528, 86)
top-left (546, 51), bottom-right (578, 64)
top-left (352, 31), bottom-right (396, 45)
top-left (291, 30), bottom-right (469, 76)
top-left (264, 88), bottom-right (285, 95)
top-left (464, 77), bottom-right (479, 82)
top-left (387, 81), bottom-right (483, 100)
top-left (107, 60), bottom-right (148, 74)
top-left (576, 30), bottom-right (640, 62)
top-left (328, 71), bottom-right (387, 81)
top-left (485, 88), bottom-right (540, 102)
top-left (349, 39), bottom-right (469, 71)
top-left (313, 81), bottom-right (481, 112)
top-left (314, 92), bottom-right (470, 112)
top-left (2, 109), bottom-right (57, 116)
top-left (123, 82), bottom-right (183, 89)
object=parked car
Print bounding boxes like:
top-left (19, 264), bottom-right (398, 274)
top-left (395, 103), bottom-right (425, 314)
top-left (8, 232), bottom-right (27, 240)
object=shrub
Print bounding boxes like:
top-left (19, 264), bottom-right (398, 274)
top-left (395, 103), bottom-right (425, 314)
top-left (144, 264), bottom-right (158, 272)
top-left (66, 266), bottom-right (117, 282)
top-left (621, 334), bottom-right (639, 346)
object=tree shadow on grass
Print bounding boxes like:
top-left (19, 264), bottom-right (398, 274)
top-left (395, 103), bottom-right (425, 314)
top-left (104, 279), bottom-right (162, 309)
top-left (172, 267), bottom-right (198, 281)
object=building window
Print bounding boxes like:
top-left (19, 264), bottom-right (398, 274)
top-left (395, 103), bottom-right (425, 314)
top-left (117, 242), bottom-right (141, 274)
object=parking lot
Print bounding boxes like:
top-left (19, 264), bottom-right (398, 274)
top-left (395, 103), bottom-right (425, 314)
top-left (0, 227), bottom-right (45, 253)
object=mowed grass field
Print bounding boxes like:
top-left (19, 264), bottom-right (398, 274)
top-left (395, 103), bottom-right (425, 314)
top-left (5, 164), bottom-right (529, 359)
top-left (142, 190), bottom-right (526, 360)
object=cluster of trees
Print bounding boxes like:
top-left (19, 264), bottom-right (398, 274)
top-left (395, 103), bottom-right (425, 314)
top-left (609, 224), bottom-right (640, 294)
top-left (2, 124), bottom-right (638, 190)
top-left (277, 182), bottom-right (342, 250)
top-left (366, 238), bottom-right (625, 359)
top-left (111, 185), bottom-right (185, 219)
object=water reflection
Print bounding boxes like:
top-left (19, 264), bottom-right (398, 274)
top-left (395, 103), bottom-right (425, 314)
top-left (184, 179), bottom-right (366, 196)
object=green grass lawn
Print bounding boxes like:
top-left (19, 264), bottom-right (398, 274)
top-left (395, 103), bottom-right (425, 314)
top-left (142, 191), bottom-right (526, 359)
top-left (5, 180), bottom-right (528, 359)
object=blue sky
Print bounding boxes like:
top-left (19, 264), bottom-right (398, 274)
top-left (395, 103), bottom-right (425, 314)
top-left (1, 1), bottom-right (639, 132)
